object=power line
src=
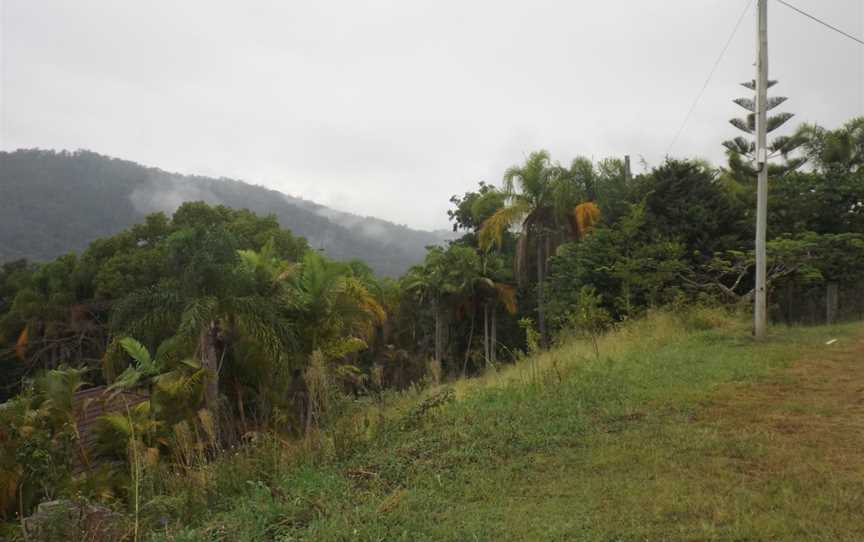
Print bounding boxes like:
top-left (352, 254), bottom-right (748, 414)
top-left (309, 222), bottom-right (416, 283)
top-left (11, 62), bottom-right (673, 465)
top-left (775, 0), bottom-right (864, 47)
top-left (666, 0), bottom-right (753, 157)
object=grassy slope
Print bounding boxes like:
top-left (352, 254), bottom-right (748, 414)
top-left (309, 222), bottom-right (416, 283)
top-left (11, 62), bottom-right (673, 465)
top-left (153, 312), bottom-right (864, 541)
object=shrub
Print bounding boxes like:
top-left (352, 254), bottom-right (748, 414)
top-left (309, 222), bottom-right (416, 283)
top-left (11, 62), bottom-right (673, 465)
top-left (566, 286), bottom-right (613, 357)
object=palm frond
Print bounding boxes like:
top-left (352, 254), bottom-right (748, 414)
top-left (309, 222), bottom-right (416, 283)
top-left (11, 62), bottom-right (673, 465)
top-left (478, 202), bottom-right (529, 251)
top-left (494, 283), bottom-right (518, 314)
top-left (236, 249), bottom-right (261, 271)
top-left (571, 202), bottom-right (601, 239)
top-left (34, 366), bottom-right (88, 421)
top-left (503, 150), bottom-right (551, 199)
top-left (154, 364), bottom-right (206, 397)
top-left (177, 296), bottom-right (218, 339)
top-left (321, 337), bottom-right (368, 361)
top-left (111, 285), bottom-right (183, 340)
top-left (15, 326), bottom-right (27, 360)
top-left (108, 366), bottom-right (143, 393)
top-left (227, 295), bottom-right (296, 359)
top-left (98, 412), bottom-right (134, 439)
top-left (119, 337), bottom-right (152, 367)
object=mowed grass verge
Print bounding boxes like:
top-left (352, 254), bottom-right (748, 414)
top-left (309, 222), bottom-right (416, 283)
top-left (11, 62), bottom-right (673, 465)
top-left (153, 311), bottom-right (864, 542)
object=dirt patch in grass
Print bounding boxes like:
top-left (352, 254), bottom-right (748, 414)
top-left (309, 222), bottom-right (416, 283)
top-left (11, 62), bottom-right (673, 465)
top-left (700, 337), bottom-right (864, 477)
top-left (492, 330), bottom-right (864, 541)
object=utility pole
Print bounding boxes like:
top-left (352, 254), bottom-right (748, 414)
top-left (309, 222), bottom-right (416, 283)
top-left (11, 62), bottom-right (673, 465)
top-left (754, 0), bottom-right (769, 339)
top-left (624, 155), bottom-right (632, 183)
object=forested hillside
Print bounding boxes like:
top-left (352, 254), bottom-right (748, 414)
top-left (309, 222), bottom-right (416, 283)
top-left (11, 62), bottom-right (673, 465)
top-left (0, 149), bottom-right (452, 276)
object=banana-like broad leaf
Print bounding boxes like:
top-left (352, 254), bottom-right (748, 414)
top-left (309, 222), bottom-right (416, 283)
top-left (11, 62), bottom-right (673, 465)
top-left (119, 337), bottom-right (152, 367)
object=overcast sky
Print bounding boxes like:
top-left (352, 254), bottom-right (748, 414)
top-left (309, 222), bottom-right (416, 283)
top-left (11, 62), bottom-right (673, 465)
top-left (1, 0), bottom-right (862, 230)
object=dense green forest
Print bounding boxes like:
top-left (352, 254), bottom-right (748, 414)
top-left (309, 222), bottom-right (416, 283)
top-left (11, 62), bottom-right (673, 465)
top-left (0, 149), bottom-right (452, 277)
top-left (1, 115), bottom-right (864, 539)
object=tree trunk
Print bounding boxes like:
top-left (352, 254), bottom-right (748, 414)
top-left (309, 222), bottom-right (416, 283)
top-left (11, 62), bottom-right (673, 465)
top-left (483, 303), bottom-right (490, 367)
top-left (463, 309), bottom-right (475, 376)
top-left (826, 282), bottom-right (839, 324)
top-left (235, 383), bottom-right (247, 434)
top-left (433, 299), bottom-right (441, 364)
top-left (491, 303), bottom-right (498, 365)
top-left (536, 238), bottom-right (547, 347)
top-left (200, 320), bottom-right (220, 417)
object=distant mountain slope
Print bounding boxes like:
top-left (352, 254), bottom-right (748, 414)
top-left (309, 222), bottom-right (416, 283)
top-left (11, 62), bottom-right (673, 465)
top-left (0, 149), bottom-right (452, 276)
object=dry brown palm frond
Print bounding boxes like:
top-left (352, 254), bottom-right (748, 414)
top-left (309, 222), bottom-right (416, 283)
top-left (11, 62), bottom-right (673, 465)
top-left (15, 326), bottom-right (28, 361)
top-left (478, 201), bottom-right (529, 251)
top-left (571, 202), bottom-right (601, 239)
top-left (494, 283), bottom-right (518, 315)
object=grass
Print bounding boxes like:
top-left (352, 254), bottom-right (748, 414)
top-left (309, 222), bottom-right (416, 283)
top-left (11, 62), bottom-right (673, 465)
top-left (146, 309), bottom-right (864, 541)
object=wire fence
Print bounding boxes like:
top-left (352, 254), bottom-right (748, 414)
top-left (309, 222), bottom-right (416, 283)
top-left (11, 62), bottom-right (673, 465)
top-left (773, 282), bottom-right (864, 325)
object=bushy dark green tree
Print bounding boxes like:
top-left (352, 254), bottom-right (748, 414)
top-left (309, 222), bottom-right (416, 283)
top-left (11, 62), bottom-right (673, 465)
top-left (546, 202), bottom-right (686, 326)
top-left (633, 159), bottom-right (748, 263)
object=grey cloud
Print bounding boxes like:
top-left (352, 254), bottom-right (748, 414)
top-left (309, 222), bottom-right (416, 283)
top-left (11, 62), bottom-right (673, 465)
top-left (128, 174), bottom-right (223, 215)
top-left (3, 0), bottom-right (863, 229)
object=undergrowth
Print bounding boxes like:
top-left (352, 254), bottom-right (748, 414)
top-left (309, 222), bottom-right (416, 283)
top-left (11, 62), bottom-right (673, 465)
top-left (95, 308), bottom-right (863, 541)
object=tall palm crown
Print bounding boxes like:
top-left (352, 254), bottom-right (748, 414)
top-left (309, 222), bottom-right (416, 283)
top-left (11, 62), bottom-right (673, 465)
top-left (284, 251), bottom-right (385, 357)
top-left (481, 151), bottom-right (600, 269)
top-left (479, 150), bottom-right (600, 344)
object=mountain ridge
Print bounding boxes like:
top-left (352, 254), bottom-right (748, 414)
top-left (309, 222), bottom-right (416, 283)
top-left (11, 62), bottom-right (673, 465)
top-left (0, 149), bottom-right (453, 276)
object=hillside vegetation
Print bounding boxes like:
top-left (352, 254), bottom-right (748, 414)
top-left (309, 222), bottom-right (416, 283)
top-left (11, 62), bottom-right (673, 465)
top-left (2, 116), bottom-right (864, 540)
top-left (136, 311), bottom-right (863, 541)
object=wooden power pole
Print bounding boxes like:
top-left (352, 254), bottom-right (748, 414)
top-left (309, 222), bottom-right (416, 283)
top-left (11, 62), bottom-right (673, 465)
top-left (754, 0), bottom-right (769, 339)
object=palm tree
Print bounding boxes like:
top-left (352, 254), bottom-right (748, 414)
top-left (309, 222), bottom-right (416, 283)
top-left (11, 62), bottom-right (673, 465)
top-left (795, 117), bottom-right (864, 172)
top-left (405, 245), bottom-right (484, 369)
top-left (479, 151), bottom-right (600, 345)
top-left (285, 251), bottom-right (386, 359)
top-left (110, 227), bottom-right (294, 422)
top-left (108, 337), bottom-right (206, 410)
top-left (235, 247), bottom-right (386, 430)
top-left (475, 253), bottom-right (517, 367)
top-left (112, 288), bottom-right (291, 422)
top-left (404, 247), bottom-right (450, 365)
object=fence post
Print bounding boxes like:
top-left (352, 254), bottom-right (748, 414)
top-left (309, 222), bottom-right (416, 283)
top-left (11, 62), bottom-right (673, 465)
top-left (826, 282), bottom-right (839, 325)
